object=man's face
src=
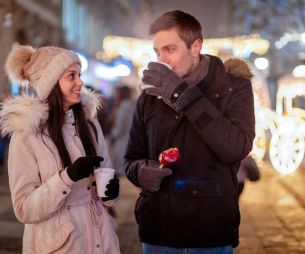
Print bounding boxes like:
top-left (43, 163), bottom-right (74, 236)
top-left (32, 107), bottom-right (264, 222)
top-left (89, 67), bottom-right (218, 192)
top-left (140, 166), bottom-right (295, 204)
top-left (152, 28), bottom-right (202, 78)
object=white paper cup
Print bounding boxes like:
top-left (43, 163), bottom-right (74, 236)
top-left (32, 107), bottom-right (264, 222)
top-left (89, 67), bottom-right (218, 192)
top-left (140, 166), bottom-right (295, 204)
top-left (159, 62), bottom-right (172, 70)
top-left (140, 83), bottom-right (154, 90)
top-left (94, 168), bottom-right (115, 197)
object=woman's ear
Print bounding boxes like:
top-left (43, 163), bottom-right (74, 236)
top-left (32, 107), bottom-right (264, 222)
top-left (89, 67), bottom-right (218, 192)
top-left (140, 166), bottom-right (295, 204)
top-left (191, 39), bottom-right (202, 57)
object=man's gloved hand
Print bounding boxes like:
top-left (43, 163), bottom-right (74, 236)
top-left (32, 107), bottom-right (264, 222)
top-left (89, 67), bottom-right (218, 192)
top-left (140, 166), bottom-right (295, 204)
top-left (67, 155), bottom-right (104, 182)
top-left (102, 177), bottom-right (120, 202)
top-left (138, 160), bottom-right (173, 192)
top-left (142, 62), bottom-right (186, 101)
top-left (173, 85), bottom-right (202, 112)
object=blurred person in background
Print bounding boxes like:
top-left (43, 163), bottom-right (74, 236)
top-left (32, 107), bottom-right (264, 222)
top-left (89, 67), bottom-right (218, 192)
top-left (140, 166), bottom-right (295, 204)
top-left (85, 84), bottom-right (112, 137)
top-left (108, 85), bottom-right (132, 128)
top-left (1, 45), bottom-right (120, 253)
top-left (110, 86), bottom-right (136, 176)
top-left (124, 10), bottom-right (255, 254)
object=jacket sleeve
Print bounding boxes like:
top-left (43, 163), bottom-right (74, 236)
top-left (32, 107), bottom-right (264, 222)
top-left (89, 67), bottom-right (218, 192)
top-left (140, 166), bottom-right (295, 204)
top-left (183, 78), bottom-right (255, 163)
top-left (8, 134), bottom-right (72, 224)
top-left (124, 94), bottom-right (148, 186)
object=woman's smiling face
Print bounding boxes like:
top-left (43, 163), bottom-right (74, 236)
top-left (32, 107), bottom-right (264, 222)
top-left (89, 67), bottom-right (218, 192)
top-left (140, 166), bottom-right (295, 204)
top-left (58, 63), bottom-right (83, 111)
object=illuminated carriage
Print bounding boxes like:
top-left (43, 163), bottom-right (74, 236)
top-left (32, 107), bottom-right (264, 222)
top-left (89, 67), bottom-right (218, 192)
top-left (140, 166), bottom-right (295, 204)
top-left (269, 71), bottom-right (305, 174)
top-left (252, 67), bottom-right (305, 174)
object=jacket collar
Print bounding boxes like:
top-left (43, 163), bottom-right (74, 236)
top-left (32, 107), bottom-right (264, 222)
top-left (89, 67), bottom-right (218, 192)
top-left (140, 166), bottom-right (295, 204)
top-left (0, 87), bottom-right (101, 136)
top-left (198, 55), bottom-right (252, 99)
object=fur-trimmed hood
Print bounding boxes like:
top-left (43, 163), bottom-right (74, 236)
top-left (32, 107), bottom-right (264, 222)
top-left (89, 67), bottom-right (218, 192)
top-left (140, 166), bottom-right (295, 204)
top-left (0, 88), bottom-right (101, 136)
top-left (224, 58), bottom-right (253, 80)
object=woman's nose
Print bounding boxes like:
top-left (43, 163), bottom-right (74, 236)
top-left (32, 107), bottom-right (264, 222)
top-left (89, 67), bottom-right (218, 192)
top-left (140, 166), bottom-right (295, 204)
top-left (77, 77), bottom-right (83, 87)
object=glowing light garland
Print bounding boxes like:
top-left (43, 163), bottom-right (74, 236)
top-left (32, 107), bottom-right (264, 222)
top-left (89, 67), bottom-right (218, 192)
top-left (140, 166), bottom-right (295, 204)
top-left (275, 32), bottom-right (305, 49)
top-left (101, 34), bottom-right (270, 68)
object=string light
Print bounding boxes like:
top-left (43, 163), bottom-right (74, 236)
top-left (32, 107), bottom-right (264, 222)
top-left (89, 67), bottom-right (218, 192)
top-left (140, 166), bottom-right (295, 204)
top-left (275, 32), bottom-right (305, 49)
top-left (102, 34), bottom-right (270, 68)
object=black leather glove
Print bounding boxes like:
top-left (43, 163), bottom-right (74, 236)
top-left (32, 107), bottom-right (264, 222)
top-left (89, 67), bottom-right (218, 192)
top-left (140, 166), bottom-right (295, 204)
top-left (138, 160), bottom-right (172, 192)
top-left (142, 62), bottom-right (187, 101)
top-left (67, 155), bottom-right (104, 182)
top-left (101, 177), bottom-right (120, 202)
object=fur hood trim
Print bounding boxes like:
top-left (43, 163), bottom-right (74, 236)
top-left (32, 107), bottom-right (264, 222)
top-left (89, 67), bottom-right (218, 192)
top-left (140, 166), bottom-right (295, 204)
top-left (80, 88), bottom-right (101, 119)
top-left (0, 88), bottom-right (101, 136)
top-left (0, 96), bottom-right (48, 136)
top-left (224, 58), bottom-right (253, 80)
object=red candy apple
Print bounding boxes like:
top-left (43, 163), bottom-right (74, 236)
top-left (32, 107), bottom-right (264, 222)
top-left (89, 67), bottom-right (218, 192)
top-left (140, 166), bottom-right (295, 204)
top-left (159, 147), bottom-right (180, 168)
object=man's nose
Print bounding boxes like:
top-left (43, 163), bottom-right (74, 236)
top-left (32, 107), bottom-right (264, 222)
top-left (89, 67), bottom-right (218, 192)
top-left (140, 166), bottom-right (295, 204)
top-left (158, 53), bottom-right (168, 64)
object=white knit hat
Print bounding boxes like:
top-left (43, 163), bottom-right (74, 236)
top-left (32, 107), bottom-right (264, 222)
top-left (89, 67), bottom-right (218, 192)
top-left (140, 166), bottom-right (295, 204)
top-left (5, 45), bottom-right (81, 100)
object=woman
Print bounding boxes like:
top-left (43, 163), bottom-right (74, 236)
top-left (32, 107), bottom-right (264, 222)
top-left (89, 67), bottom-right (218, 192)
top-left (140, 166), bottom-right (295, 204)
top-left (0, 45), bottom-right (120, 253)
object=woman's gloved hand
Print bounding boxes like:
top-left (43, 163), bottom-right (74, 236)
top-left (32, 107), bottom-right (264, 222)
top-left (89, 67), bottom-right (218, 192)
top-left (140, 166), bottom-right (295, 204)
top-left (102, 177), bottom-right (120, 202)
top-left (67, 155), bottom-right (104, 182)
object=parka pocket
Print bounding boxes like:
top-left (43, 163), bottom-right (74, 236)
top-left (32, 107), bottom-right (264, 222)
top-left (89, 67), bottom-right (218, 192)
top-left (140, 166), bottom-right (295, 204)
top-left (135, 193), bottom-right (169, 239)
top-left (35, 218), bottom-right (75, 254)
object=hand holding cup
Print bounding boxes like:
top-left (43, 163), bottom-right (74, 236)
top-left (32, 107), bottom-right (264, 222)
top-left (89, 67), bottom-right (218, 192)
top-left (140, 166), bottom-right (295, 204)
top-left (94, 167), bottom-right (115, 198)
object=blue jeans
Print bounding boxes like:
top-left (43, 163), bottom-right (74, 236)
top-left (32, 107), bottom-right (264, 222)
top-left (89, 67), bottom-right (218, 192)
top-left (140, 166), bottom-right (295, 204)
top-left (143, 243), bottom-right (233, 254)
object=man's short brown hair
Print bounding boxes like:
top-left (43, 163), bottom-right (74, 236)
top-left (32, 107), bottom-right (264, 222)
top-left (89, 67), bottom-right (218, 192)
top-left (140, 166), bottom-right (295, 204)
top-left (149, 10), bottom-right (203, 49)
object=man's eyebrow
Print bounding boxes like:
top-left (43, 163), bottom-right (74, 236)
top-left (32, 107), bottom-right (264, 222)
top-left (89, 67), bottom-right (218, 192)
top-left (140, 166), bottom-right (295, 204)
top-left (153, 44), bottom-right (176, 52)
top-left (163, 44), bottom-right (175, 48)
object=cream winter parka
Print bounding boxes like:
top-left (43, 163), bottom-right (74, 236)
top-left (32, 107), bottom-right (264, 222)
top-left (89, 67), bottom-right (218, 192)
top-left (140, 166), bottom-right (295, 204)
top-left (0, 89), bottom-right (120, 254)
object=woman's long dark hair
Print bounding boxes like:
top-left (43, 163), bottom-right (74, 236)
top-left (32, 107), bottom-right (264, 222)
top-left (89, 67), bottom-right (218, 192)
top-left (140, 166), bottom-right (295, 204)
top-left (45, 84), bottom-right (97, 168)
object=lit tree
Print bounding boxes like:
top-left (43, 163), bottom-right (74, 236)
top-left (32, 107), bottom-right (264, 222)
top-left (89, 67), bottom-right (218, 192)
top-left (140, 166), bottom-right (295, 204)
top-left (233, 0), bottom-right (305, 41)
top-left (233, 0), bottom-right (305, 76)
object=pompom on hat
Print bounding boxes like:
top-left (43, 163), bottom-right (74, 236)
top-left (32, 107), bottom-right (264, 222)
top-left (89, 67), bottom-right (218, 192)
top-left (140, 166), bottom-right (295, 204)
top-left (5, 45), bottom-right (81, 100)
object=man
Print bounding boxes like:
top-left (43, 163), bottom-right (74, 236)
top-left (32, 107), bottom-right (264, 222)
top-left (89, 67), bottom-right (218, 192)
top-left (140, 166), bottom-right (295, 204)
top-left (124, 10), bottom-right (255, 254)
